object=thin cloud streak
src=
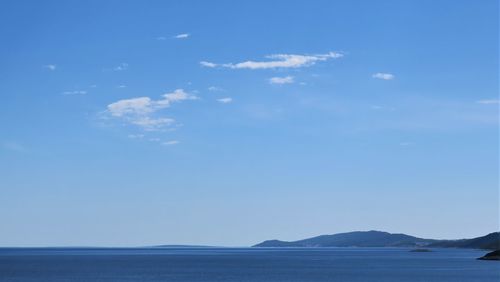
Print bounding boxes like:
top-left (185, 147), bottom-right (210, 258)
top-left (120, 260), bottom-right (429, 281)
top-left (62, 90), bottom-right (87, 95)
top-left (217, 97), bottom-right (233, 104)
top-left (174, 33), bottom-right (190, 39)
top-left (476, 99), bottom-right (499, 105)
top-left (201, 52), bottom-right (343, 70)
top-left (162, 140), bottom-right (180, 145)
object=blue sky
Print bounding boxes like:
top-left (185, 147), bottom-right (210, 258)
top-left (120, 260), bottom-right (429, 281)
top-left (0, 0), bottom-right (498, 247)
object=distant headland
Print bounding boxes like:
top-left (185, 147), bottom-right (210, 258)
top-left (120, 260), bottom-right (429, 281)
top-left (253, 230), bottom-right (500, 250)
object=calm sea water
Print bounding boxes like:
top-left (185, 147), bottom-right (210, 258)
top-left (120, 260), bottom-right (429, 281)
top-left (0, 247), bottom-right (498, 281)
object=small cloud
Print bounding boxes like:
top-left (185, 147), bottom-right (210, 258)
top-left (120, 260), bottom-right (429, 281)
top-left (200, 61), bottom-right (217, 68)
top-left (106, 89), bottom-right (197, 131)
top-left (156, 36), bottom-right (167, 40)
top-left (217, 97), bottom-right (233, 104)
top-left (174, 33), bottom-right (190, 39)
top-left (149, 138), bottom-right (161, 142)
top-left (201, 52), bottom-right (343, 70)
top-left (89, 84), bottom-right (98, 88)
top-left (117, 85), bottom-right (127, 88)
top-left (62, 90), bottom-right (87, 95)
top-left (269, 76), bottom-right (294, 85)
top-left (372, 73), bottom-right (395, 80)
top-left (208, 86), bottom-right (224, 92)
top-left (113, 63), bottom-right (129, 71)
top-left (44, 64), bottom-right (56, 71)
top-left (162, 140), bottom-right (179, 146)
top-left (128, 134), bottom-right (144, 139)
top-left (107, 89), bottom-right (196, 117)
top-left (476, 99), bottom-right (499, 105)
top-left (161, 89), bottom-right (198, 102)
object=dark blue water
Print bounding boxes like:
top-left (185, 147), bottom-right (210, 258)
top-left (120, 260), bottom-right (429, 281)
top-left (0, 248), bottom-right (498, 281)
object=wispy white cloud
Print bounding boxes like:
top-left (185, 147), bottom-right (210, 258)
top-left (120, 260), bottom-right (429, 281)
top-left (128, 134), bottom-right (144, 139)
top-left (44, 64), bottom-right (56, 71)
top-left (201, 52), bottom-right (343, 70)
top-left (174, 33), bottom-right (190, 39)
top-left (89, 84), bottom-right (98, 88)
top-left (200, 61), bottom-right (218, 68)
top-left (156, 36), bottom-right (167, 40)
top-left (476, 99), bottom-right (499, 105)
top-left (113, 63), bottom-right (129, 71)
top-left (162, 140), bottom-right (179, 146)
top-left (107, 89), bottom-right (197, 131)
top-left (217, 97), bottom-right (233, 104)
top-left (108, 97), bottom-right (154, 117)
top-left (269, 76), bottom-right (294, 84)
top-left (162, 89), bottom-right (198, 102)
top-left (148, 138), bottom-right (161, 142)
top-left (117, 85), bottom-right (127, 88)
top-left (372, 72), bottom-right (395, 80)
top-left (208, 86), bottom-right (225, 92)
top-left (62, 90), bottom-right (87, 95)
top-left (131, 117), bottom-right (175, 130)
top-left (108, 89), bottom-right (197, 117)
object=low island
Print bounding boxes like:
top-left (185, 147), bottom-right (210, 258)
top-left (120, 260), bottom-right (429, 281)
top-left (478, 250), bottom-right (500, 261)
top-left (410, 248), bottom-right (432, 252)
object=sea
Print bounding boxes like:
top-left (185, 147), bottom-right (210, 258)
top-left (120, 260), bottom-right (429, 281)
top-left (0, 247), bottom-right (498, 281)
